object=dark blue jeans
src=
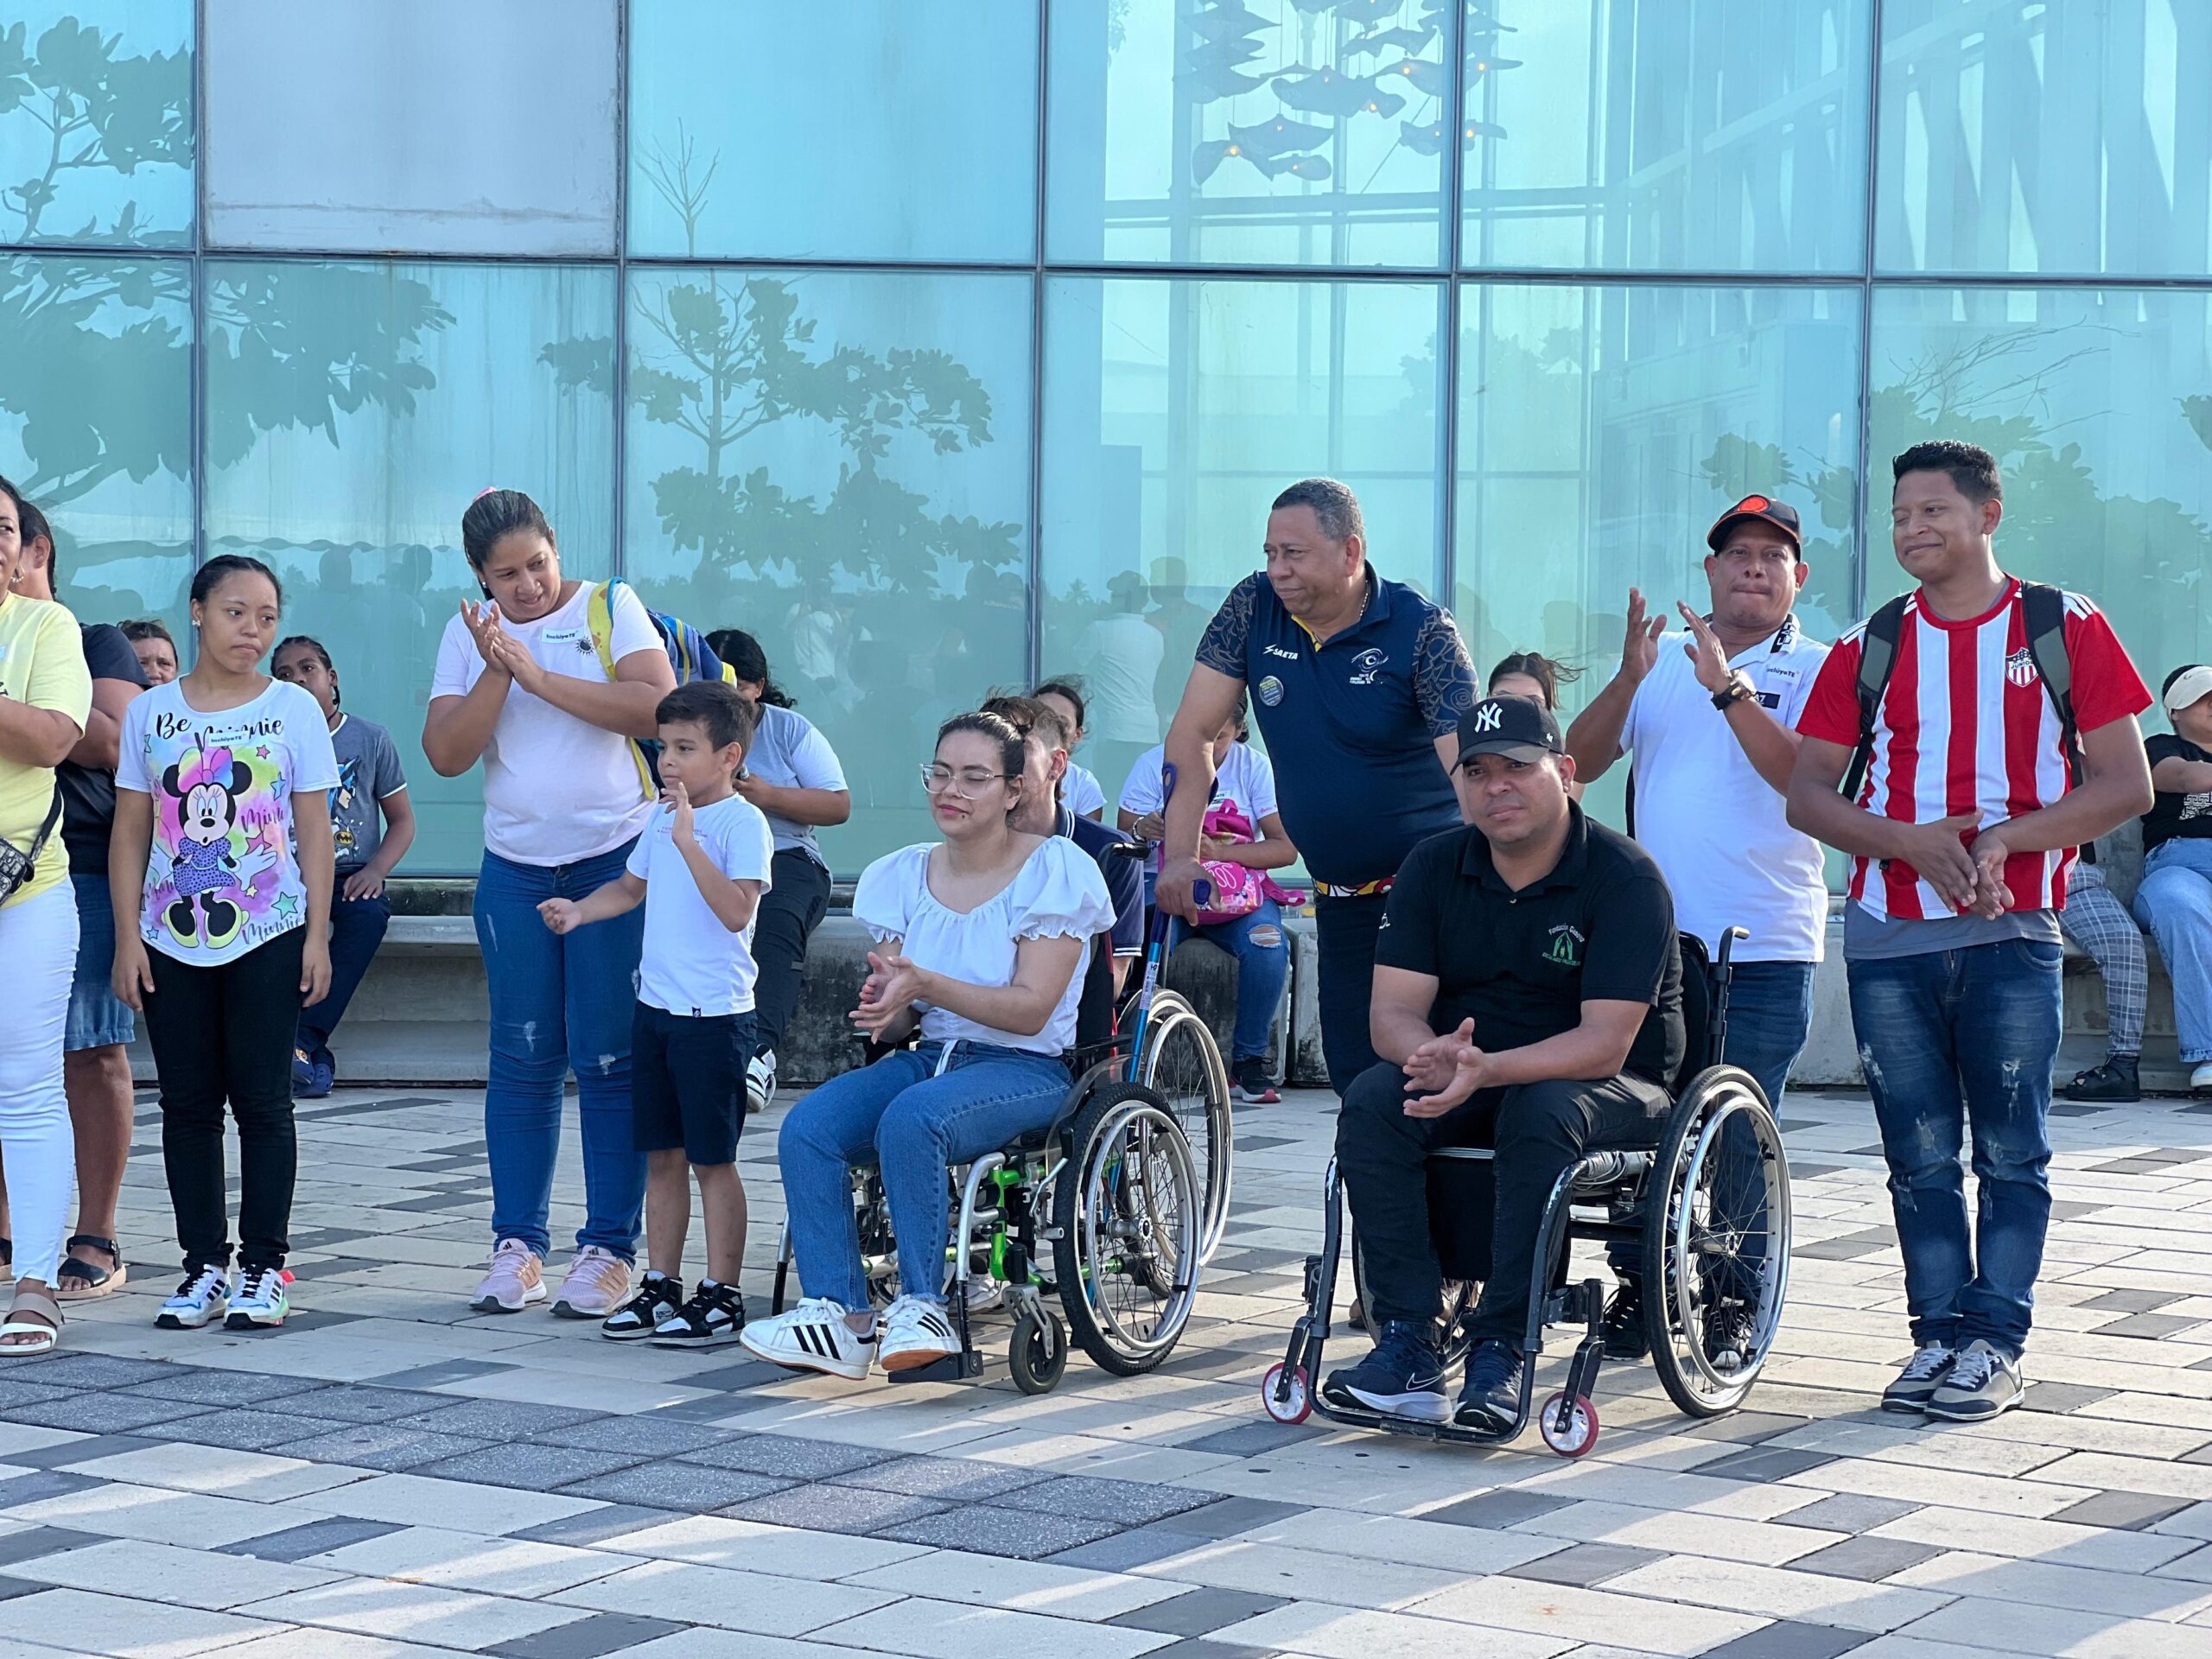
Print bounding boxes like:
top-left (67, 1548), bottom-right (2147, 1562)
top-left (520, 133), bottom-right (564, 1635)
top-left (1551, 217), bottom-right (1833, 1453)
top-left (1847, 938), bottom-right (2062, 1358)
top-left (1719, 959), bottom-right (1816, 1111)
top-left (1198, 898), bottom-right (1291, 1065)
top-left (475, 844), bottom-right (647, 1262)
top-left (296, 891), bottom-right (391, 1065)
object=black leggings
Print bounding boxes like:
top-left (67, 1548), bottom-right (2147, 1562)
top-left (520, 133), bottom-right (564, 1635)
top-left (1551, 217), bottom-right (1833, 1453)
top-left (749, 848), bottom-right (831, 1061)
top-left (1336, 1060), bottom-right (1669, 1350)
top-left (141, 930), bottom-right (304, 1272)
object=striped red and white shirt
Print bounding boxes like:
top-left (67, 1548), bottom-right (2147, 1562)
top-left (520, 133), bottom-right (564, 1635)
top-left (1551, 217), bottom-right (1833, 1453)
top-left (1799, 581), bottom-right (2150, 922)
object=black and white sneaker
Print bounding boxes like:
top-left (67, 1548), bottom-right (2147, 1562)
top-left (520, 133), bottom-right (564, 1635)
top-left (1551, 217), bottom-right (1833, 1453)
top-left (746, 1050), bottom-right (778, 1116)
top-left (601, 1272), bottom-right (683, 1341)
top-left (225, 1266), bottom-right (289, 1330)
top-left (876, 1294), bottom-right (960, 1372)
top-left (740, 1295), bottom-right (874, 1380)
top-left (1881, 1340), bottom-right (1956, 1414)
top-left (156, 1265), bottom-right (230, 1331)
top-left (652, 1280), bottom-right (746, 1346)
top-left (1923, 1339), bottom-right (2024, 1421)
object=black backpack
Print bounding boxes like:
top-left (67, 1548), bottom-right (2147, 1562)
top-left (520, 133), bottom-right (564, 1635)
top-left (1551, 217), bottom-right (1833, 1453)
top-left (1840, 581), bottom-right (2081, 803)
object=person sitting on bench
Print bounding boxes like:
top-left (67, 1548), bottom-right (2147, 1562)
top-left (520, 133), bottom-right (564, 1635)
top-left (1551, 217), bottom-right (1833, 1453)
top-left (1324, 694), bottom-right (1685, 1432)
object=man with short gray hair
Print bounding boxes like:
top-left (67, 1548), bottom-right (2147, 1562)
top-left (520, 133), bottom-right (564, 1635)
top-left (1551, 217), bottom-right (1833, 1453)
top-left (1156, 480), bottom-right (1477, 1096)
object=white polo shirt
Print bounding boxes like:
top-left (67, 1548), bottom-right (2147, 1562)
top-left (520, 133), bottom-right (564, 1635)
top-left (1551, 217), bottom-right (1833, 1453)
top-left (1618, 615), bottom-right (1830, 963)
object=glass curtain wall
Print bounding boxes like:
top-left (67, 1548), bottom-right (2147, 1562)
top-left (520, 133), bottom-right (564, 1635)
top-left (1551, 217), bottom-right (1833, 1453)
top-left (3, 0), bottom-right (2207, 874)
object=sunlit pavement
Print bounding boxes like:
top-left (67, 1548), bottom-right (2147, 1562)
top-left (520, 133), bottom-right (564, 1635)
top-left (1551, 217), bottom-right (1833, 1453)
top-left (1, 1081), bottom-right (2210, 1657)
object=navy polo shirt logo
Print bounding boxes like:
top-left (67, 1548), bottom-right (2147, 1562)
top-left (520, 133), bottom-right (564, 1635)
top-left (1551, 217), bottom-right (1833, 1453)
top-left (1262, 644), bottom-right (1299, 661)
top-left (1257, 674), bottom-right (1285, 707)
top-left (1351, 648), bottom-right (1386, 685)
top-left (1545, 924), bottom-right (1584, 966)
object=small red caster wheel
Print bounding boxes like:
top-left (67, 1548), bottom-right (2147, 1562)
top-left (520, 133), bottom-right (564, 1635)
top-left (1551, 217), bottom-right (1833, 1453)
top-left (1540, 1391), bottom-right (1599, 1458)
top-left (1261, 1363), bottom-right (1312, 1424)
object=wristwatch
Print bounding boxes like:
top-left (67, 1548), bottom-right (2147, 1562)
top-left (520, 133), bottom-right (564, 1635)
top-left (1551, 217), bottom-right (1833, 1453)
top-left (1712, 672), bottom-right (1756, 711)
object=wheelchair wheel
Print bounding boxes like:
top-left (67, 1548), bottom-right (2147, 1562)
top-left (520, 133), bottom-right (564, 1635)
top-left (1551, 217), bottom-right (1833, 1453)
top-left (1053, 1083), bottom-right (1202, 1376)
top-left (1350, 1225), bottom-right (1479, 1367)
top-left (1641, 1067), bottom-right (1791, 1419)
top-left (1136, 995), bottom-right (1234, 1263)
top-left (1008, 1306), bottom-right (1068, 1395)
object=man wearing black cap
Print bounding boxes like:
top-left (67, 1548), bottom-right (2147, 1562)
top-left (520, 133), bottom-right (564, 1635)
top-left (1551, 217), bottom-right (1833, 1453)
top-left (1323, 694), bottom-right (1683, 1431)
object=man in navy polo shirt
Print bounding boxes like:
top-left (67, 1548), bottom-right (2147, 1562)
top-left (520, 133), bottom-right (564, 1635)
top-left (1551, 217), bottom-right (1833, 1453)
top-left (1156, 479), bottom-right (1478, 1095)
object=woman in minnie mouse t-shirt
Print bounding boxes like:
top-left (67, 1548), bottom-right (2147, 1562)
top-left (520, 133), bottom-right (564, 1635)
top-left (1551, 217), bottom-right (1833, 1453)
top-left (112, 556), bottom-right (338, 1337)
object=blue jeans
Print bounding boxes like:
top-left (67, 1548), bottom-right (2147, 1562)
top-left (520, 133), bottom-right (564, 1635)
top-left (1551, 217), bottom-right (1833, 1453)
top-left (1847, 938), bottom-right (2062, 1357)
top-left (475, 844), bottom-right (647, 1262)
top-left (779, 1041), bottom-right (1071, 1309)
top-left (1198, 899), bottom-right (1290, 1065)
top-left (1720, 959), bottom-right (1817, 1110)
top-left (297, 890), bottom-right (391, 1065)
top-left (2133, 840), bottom-right (2212, 1064)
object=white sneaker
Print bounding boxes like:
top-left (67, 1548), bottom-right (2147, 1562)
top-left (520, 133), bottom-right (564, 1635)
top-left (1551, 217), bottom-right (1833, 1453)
top-left (746, 1049), bottom-right (778, 1116)
top-left (156, 1265), bottom-right (231, 1330)
top-left (740, 1296), bottom-right (874, 1381)
top-left (962, 1275), bottom-right (1004, 1315)
top-left (2190, 1061), bottom-right (2212, 1095)
top-left (226, 1267), bottom-right (290, 1330)
top-left (877, 1294), bottom-right (961, 1373)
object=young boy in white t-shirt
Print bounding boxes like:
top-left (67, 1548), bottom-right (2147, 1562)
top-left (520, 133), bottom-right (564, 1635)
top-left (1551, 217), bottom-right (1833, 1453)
top-left (539, 683), bottom-right (773, 1345)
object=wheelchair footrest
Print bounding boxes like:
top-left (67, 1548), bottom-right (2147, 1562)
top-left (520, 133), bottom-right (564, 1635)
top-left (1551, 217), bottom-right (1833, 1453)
top-left (884, 1349), bottom-right (985, 1384)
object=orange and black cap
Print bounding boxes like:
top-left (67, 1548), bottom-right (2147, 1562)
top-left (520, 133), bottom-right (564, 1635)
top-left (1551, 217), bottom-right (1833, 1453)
top-left (1706, 493), bottom-right (1802, 552)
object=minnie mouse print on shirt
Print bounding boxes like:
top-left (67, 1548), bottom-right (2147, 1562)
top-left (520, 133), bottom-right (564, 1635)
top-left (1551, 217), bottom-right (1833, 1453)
top-left (117, 678), bottom-right (340, 964)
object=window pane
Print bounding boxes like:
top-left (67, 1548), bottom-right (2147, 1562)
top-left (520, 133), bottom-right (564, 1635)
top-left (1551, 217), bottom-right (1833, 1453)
top-left (625, 268), bottom-right (1033, 871)
top-left (1040, 274), bottom-right (1446, 796)
top-left (0, 252), bottom-right (191, 634)
top-left (1456, 283), bottom-right (1861, 823)
top-left (1461, 0), bottom-right (1872, 274)
top-left (629, 1), bottom-right (1039, 263)
top-left (1046, 0), bottom-right (1451, 269)
top-left (0, 3), bottom-right (194, 248)
top-left (204, 260), bottom-right (619, 874)
top-left (205, 0), bottom-right (617, 255)
top-left (1867, 287), bottom-right (2212, 683)
top-left (1879, 1), bottom-right (2212, 276)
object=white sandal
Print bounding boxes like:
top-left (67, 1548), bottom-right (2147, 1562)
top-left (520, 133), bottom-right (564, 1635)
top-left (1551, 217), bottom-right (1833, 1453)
top-left (0, 1285), bottom-right (62, 1357)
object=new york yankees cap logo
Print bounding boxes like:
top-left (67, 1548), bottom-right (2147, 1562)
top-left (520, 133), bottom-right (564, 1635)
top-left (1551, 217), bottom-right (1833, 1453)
top-left (1455, 694), bottom-right (1564, 763)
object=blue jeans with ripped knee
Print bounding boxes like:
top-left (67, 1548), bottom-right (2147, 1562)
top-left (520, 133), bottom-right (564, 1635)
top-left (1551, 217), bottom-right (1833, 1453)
top-left (1198, 898), bottom-right (1291, 1065)
top-left (475, 843), bottom-right (647, 1262)
top-left (1847, 937), bottom-right (2061, 1358)
top-left (779, 1040), bottom-right (1072, 1308)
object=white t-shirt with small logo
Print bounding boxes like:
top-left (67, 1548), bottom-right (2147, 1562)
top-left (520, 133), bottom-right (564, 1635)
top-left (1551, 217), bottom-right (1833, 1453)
top-left (625, 794), bottom-right (776, 1017)
top-left (431, 582), bottom-right (660, 866)
top-left (1618, 620), bottom-right (1830, 962)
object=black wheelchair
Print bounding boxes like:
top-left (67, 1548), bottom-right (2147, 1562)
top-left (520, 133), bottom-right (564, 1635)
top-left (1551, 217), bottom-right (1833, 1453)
top-left (1261, 928), bottom-right (1792, 1456)
top-left (766, 845), bottom-right (1233, 1393)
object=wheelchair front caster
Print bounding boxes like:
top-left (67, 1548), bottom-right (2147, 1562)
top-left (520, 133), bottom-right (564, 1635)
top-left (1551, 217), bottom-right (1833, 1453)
top-left (1540, 1391), bottom-right (1599, 1458)
top-left (1261, 1362), bottom-right (1312, 1424)
top-left (1009, 1307), bottom-right (1067, 1395)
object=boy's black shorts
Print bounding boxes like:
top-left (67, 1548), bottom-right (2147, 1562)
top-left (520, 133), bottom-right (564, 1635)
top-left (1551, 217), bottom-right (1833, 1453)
top-left (632, 1001), bottom-right (755, 1166)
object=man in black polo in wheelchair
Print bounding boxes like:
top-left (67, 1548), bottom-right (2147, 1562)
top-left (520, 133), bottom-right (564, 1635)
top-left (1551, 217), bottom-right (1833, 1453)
top-left (1325, 694), bottom-right (1684, 1431)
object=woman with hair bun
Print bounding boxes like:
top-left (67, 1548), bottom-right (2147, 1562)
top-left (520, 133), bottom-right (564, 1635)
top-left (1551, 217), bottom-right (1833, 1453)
top-left (423, 489), bottom-right (677, 1321)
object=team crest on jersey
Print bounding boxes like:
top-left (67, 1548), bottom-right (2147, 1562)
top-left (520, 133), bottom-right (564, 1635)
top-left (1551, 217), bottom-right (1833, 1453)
top-left (2005, 646), bottom-right (2039, 689)
top-left (1350, 647), bottom-right (1387, 685)
top-left (1257, 674), bottom-right (1284, 707)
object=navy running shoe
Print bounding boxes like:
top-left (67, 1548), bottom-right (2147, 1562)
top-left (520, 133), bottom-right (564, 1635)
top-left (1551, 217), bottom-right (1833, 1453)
top-left (1320, 1319), bottom-right (1448, 1421)
top-left (1453, 1338), bottom-right (1524, 1433)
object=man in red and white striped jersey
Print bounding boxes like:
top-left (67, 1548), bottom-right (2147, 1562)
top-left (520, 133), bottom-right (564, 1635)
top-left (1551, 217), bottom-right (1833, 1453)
top-left (1788, 441), bottom-right (2152, 1424)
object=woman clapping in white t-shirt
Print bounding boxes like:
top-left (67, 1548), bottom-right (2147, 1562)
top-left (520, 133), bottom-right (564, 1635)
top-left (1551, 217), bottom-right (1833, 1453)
top-left (423, 489), bottom-right (677, 1323)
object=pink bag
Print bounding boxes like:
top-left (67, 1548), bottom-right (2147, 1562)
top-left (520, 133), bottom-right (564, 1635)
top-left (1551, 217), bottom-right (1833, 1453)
top-left (1194, 801), bottom-right (1306, 926)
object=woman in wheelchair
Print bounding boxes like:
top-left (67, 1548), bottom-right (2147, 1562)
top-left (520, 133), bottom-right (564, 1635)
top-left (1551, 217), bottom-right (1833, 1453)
top-left (741, 711), bottom-right (1116, 1381)
top-left (1320, 693), bottom-right (1686, 1432)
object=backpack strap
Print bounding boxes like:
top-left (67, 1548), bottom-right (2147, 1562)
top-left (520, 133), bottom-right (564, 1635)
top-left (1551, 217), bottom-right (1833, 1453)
top-left (585, 578), bottom-right (657, 803)
top-left (2020, 581), bottom-right (2082, 786)
top-left (1840, 595), bottom-right (1910, 801)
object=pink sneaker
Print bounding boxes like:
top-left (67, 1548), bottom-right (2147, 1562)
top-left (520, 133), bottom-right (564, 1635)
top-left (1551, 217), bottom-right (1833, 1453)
top-left (471, 1239), bottom-right (545, 1313)
top-left (551, 1246), bottom-right (632, 1319)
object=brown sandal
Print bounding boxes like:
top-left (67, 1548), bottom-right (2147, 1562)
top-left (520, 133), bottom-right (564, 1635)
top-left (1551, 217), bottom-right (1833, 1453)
top-left (0, 1284), bottom-right (61, 1357)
